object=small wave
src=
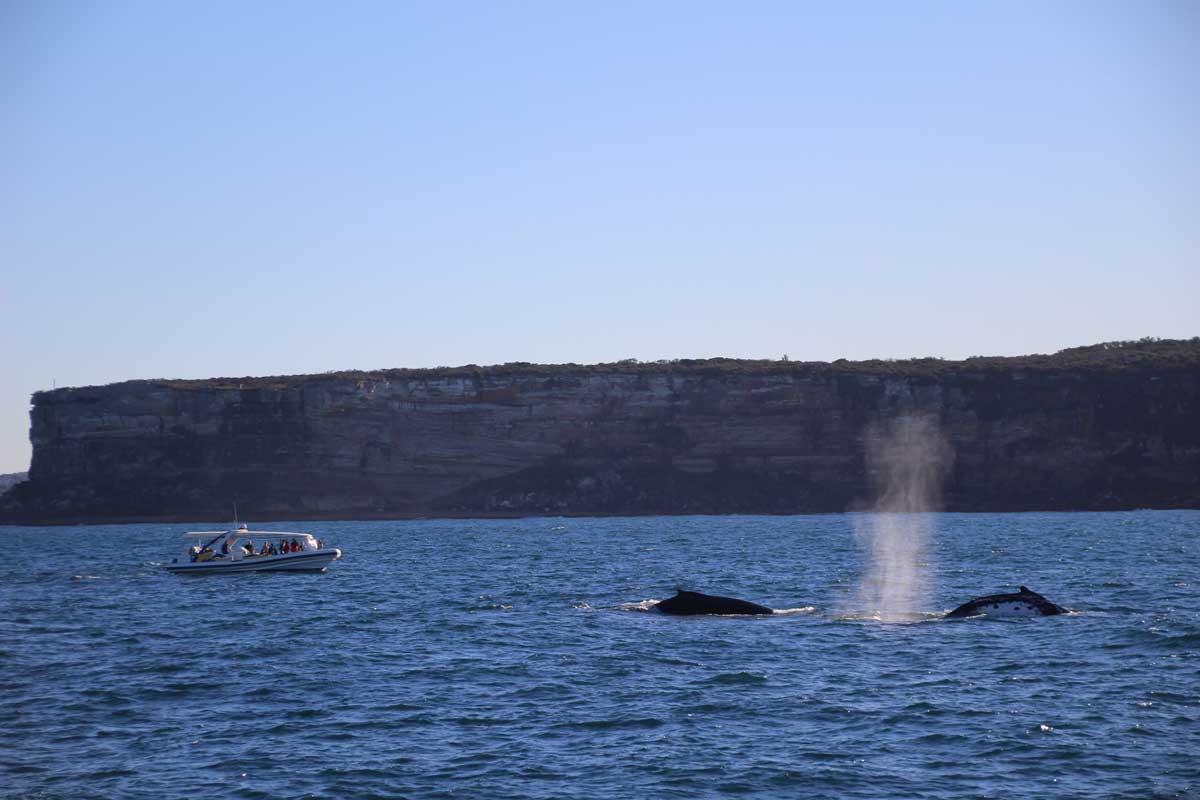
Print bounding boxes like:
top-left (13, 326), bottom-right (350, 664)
top-left (904, 701), bottom-right (938, 712)
top-left (773, 606), bottom-right (817, 615)
top-left (558, 716), bottom-right (665, 730)
top-left (3, 764), bottom-right (49, 776)
top-left (1147, 690), bottom-right (1193, 706)
top-left (84, 767), bottom-right (137, 780)
top-left (654, 655), bottom-right (704, 667)
top-left (504, 683), bottom-right (574, 700)
top-left (705, 671), bottom-right (768, 685)
top-left (678, 701), bottom-right (741, 714)
top-left (71, 575), bottom-right (100, 580)
top-left (450, 715), bottom-right (514, 727)
top-left (286, 708), bottom-right (331, 720)
top-left (458, 595), bottom-right (515, 611)
top-left (1142, 630), bottom-right (1200, 648)
top-left (915, 732), bottom-right (970, 745)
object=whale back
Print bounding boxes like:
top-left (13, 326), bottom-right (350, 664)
top-left (946, 586), bottom-right (1068, 618)
top-left (654, 589), bottom-right (774, 616)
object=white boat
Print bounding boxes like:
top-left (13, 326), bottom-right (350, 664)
top-left (165, 525), bottom-right (342, 574)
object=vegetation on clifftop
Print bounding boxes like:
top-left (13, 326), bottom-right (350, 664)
top-left (32, 337), bottom-right (1200, 400)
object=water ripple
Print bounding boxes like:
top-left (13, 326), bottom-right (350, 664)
top-left (0, 511), bottom-right (1198, 800)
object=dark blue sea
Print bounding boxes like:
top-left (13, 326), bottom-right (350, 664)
top-left (2, 512), bottom-right (1198, 799)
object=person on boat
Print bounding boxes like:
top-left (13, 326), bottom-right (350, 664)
top-left (290, 537), bottom-right (301, 552)
top-left (188, 545), bottom-right (200, 562)
top-left (242, 541), bottom-right (254, 555)
top-left (221, 540), bottom-right (230, 555)
top-left (259, 542), bottom-right (270, 556)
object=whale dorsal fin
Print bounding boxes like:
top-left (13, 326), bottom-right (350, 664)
top-left (1019, 585), bottom-right (1032, 593)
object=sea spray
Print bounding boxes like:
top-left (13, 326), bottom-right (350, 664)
top-left (854, 415), bottom-right (953, 621)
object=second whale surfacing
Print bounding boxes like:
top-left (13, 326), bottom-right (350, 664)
top-left (945, 586), bottom-right (1068, 619)
top-left (653, 589), bottom-right (774, 616)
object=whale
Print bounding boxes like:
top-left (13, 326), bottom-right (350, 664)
top-left (653, 589), bottom-right (774, 616)
top-left (945, 586), bottom-right (1068, 619)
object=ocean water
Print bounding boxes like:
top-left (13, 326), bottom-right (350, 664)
top-left (1, 511), bottom-right (1197, 799)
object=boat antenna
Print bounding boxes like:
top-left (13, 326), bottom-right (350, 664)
top-left (233, 501), bottom-right (239, 529)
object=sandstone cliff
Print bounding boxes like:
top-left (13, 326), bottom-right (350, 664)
top-left (3, 340), bottom-right (1198, 522)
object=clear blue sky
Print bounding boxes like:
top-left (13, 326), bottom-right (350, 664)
top-left (2, 1), bottom-right (1197, 472)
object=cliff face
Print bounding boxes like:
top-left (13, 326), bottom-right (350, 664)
top-left (4, 341), bottom-right (1199, 521)
top-left (0, 473), bottom-right (26, 494)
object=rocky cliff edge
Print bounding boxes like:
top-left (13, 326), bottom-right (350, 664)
top-left (2, 339), bottom-right (1198, 523)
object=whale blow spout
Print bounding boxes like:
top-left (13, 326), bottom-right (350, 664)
top-left (855, 415), bottom-right (953, 622)
top-left (945, 586), bottom-right (1068, 619)
top-left (653, 589), bottom-right (774, 616)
